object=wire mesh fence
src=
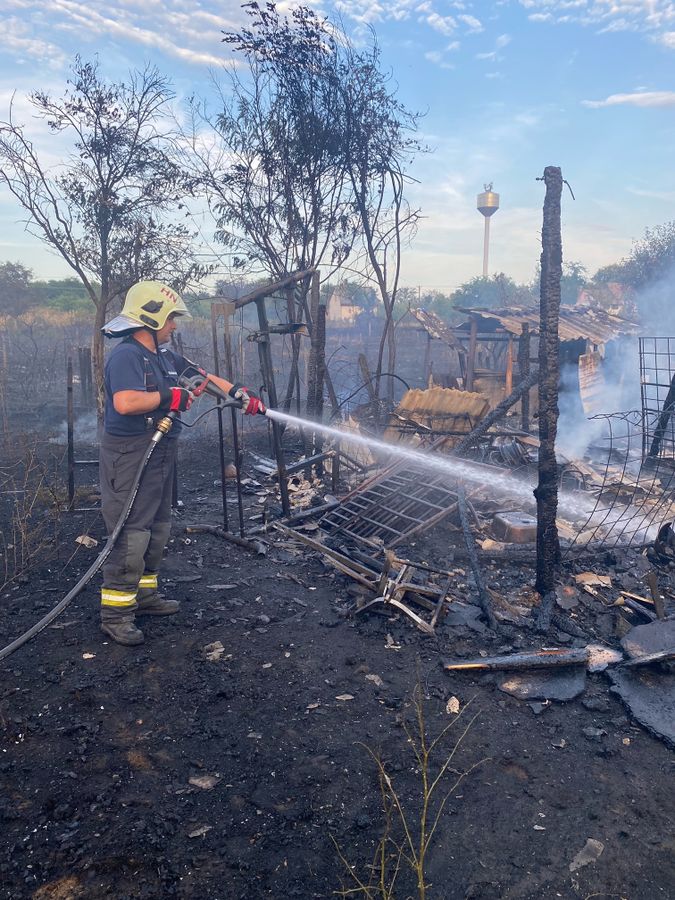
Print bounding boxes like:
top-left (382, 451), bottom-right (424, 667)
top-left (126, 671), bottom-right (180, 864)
top-left (565, 409), bottom-right (675, 555)
top-left (640, 336), bottom-right (675, 460)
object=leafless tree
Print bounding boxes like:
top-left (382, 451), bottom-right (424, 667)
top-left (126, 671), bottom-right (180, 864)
top-left (0, 57), bottom-right (204, 412)
top-left (183, 3), bottom-right (424, 404)
top-left (339, 40), bottom-right (425, 401)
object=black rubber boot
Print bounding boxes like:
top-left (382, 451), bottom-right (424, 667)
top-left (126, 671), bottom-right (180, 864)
top-left (100, 617), bottom-right (144, 646)
top-left (136, 594), bottom-right (180, 616)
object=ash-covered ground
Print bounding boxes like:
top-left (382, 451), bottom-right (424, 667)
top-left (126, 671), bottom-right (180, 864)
top-left (1, 438), bottom-right (673, 900)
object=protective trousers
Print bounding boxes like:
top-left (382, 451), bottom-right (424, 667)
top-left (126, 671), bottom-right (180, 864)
top-left (99, 432), bottom-right (177, 622)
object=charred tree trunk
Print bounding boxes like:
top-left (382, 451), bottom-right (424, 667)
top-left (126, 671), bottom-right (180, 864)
top-left (535, 166), bottom-right (563, 597)
top-left (283, 284), bottom-right (303, 413)
top-left (306, 271), bottom-right (321, 424)
top-left (92, 302), bottom-right (107, 421)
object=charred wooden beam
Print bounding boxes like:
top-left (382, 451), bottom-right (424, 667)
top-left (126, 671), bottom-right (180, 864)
top-left (185, 524), bottom-right (267, 555)
top-left (535, 166), bottom-right (563, 598)
top-left (457, 484), bottom-right (498, 630)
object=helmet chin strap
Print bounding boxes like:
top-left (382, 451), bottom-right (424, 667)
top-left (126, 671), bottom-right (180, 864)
top-left (151, 328), bottom-right (170, 376)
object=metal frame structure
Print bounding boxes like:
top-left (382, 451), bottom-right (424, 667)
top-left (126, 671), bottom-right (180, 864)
top-left (319, 442), bottom-right (461, 550)
top-left (566, 409), bottom-right (675, 554)
top-left (640, 336), bottom-right (675, 460)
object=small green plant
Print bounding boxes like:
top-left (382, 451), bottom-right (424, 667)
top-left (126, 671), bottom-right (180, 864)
top-left (333, 686), bottom-right (486, 900)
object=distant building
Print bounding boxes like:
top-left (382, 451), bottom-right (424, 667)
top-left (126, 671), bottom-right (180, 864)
top-left (576, 282), bottom-right (637, 320)
top-left (326, 283), bottom-right (362, 324)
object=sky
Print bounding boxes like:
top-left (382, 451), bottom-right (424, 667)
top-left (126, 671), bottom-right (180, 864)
top-left (1, 0), bottom-right (675, 294)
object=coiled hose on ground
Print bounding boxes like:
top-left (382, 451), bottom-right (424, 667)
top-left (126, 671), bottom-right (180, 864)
top-left (0, 413), bottom-right (177, 662)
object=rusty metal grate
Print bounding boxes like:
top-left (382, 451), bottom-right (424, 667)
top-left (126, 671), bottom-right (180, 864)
top-left (320, 460), bottom-right (459, 549)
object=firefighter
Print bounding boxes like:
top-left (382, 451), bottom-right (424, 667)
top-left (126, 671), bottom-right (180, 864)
top-left (99, 281), bottom-right (263, 646)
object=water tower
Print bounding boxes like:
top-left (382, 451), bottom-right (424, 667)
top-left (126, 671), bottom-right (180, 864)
top-left (477, 183), bottom-right (500, 277)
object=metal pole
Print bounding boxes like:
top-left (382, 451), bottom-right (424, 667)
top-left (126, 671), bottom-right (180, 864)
top-left (67, 357), bottom-right (75, 509)
top-left (482, 216), bottom-right (490, 277)
top-left (210, 304), bottom-right (229, 532)
top-left (255, 297), bottom-right (291, 515)
top-left (223, 309), bottom-right (246, 537)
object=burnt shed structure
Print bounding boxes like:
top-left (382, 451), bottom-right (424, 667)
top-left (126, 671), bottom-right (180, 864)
top-left (451, 304), bottom-right (640, 415)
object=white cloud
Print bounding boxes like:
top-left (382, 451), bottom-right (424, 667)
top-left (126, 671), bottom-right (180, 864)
top-left (5, 17), bottom-right (68, 69)
top-left (582, 91), bottom-right (675, 108)
top-left (458, 14), bottom-right (483, 33)
top-left (424, 12), bottom-right (457, 36)
top-left (627, 186), bottom-right (675, 201)
top-left (3, 0), bottom-right (234, 69)
top-left (424, 49), bottom-right (456, 69)
top-left (656, 31), bottom-right (675, 48)
top-left (520, 0), bottom-right (675, 46)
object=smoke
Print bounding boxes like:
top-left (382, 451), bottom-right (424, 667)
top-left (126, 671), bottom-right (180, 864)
top-left (633, 264), bottom-right (675, 336)
top-left (48, 412), bottom-right (99, 447)
top-left (556, 338), bottom-right (641, 461)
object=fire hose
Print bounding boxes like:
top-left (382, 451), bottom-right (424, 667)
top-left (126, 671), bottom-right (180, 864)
top-left (0, 374), bottom-right (262, 662)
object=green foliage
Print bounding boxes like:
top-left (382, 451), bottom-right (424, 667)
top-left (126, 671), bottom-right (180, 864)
top-left (560, 261), bottom-right (588, 305)
top-left (0, 261), bottom-right (33, 315)
top-left (31, 277), bottom-right (92, 312)
top-left (205, 3), bottom-right (354, 277)
top-left (0, 57), bottom-right (204, 310)
top-left (593, 262), bottom-right (627, 283)
top-left (450, 273), bottom-right (535, 311)
top-left (593, 221), bottom-right (675, 290)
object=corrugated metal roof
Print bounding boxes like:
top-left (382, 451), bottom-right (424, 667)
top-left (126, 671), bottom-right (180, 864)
top-left (410, 307), bottom-right (464, 350)
top-left (384, 387), bottom-right (490, 443)
top-left (456, 305), bottom-right (640, 344)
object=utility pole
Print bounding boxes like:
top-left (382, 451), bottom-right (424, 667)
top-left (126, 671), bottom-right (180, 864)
top-left (477, 183), bottom-right (500, 277)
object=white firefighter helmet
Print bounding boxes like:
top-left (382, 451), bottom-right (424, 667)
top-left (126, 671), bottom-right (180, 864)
top-left (102, 281), bottom-right (192, 337)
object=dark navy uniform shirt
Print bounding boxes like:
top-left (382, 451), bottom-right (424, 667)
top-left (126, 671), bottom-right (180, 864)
top-left (104, 337), bottom-right (190, 438)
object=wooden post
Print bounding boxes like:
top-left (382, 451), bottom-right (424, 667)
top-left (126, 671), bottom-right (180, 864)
top-left (465, 318), bottom-right (477, 391)
top-left (505, 334), bottom-right (513, 395)
top-left (518, 323), bottom-right (531, 431)
top-left (423, 333), bottom-right (432, 387)
top-left (0, 331), bottom-right (9, 446)
top-left (256, 297), bottom-right (291, 515)
top-left (535, 166), bottom-right (563, 602)
top-left (67, 357), bottom-right (75, 509)
top-left (358, 354), bottom-right (376, 401)
top-left (283, 283), bottom-right (303, 412)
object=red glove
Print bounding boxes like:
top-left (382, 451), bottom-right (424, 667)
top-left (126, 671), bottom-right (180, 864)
top-left (244, 395), bottom-right (266, 416)
top-left (228, 383), bottom-right (266, 415)
top-left (159, 386), bottom-right (193, 412)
